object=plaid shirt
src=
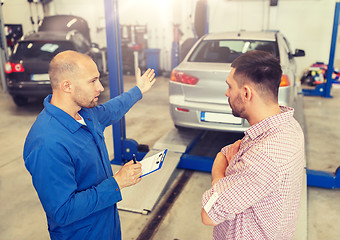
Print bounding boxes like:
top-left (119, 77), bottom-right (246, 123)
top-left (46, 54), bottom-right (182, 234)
top-left (202, 106), bottom-right (305, 240)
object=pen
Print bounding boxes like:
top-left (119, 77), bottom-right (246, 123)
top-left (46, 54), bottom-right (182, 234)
top-left (132, 154), bottom-right (137, 164)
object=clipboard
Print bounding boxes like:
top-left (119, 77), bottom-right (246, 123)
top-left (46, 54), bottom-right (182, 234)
top-left (140, 149), bottom-right (167, 177)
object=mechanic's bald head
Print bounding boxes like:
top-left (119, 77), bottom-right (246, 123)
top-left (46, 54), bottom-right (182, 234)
top-left (49, 50), bottom-right (92, 90)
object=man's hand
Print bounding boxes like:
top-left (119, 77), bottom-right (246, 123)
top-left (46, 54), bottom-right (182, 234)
top-left (136, 68), bottom-right (156, 94)
top-left (211, 140), bottom-right (242, 186)
top-left (225, 140), bottom-right (242, 165)
top-left (113, 160), bottom-right (142, 189)
top-left (211, 152), bottom-right (228, 186)
top-left (201, 208), bottom-right (216, 226)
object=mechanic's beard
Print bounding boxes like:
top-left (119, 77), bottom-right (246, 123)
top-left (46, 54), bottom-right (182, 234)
top-left (81, 100), bottom-right (97, 108)
top-left (74, 95), bottom-right (98, 109)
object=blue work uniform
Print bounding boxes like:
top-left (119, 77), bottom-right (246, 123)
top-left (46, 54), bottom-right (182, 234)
top-left (23, 86), bottom-right (142, 240)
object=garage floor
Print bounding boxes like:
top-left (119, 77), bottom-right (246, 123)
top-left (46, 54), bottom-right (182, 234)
top-left (0, 75), bottom-right (340, 240)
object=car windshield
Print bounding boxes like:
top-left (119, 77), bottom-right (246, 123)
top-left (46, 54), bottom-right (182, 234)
top-left (188, 40), bottom-right (278, 63)
top-left (11, 41), bottom-right (75, 60)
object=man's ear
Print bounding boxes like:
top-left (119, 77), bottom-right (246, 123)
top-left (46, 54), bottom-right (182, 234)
top-left (61, 80), bottom-right (72, 93)
top-left (242, 85), bottom-right (252, 102)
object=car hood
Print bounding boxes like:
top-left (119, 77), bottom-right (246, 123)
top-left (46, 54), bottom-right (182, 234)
top-left (174, 62), bottom-right (231, 105)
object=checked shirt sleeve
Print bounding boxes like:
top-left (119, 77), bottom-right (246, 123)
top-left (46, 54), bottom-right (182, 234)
top-left (202, 147), bottom-right (279, 225)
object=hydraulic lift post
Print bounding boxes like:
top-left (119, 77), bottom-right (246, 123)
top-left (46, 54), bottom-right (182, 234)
top-left (104, 0), bottom-right (124, 164)
top-left (303, 2), bottom-right (340, 189)
top-left (323, 1), bottom-right (339, 98)
top-left (104, 0), bottom-right (148, 165)
top-left (302, 2), bottom-right (340, 98)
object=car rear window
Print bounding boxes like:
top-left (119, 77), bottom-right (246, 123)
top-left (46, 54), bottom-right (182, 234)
top-left (11, 41), bottom-right (75, 60)
top-left (188, 40), bottom-right (278, 63)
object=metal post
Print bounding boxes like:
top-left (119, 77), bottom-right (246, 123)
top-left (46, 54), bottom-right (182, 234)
top-left (204, 0), bottom-right (209, 34)
top-left (171, 26), bottom-right (180, 69)
top-left (133, 51), bottom-right (138, 75)
top-left (324, 2), bottom-right (340, 98)
top-left (104, 0), bottom-right (125, 163)
top-left (304, 3), bottom-right (340, 188)
top-left (0, 3), bottom-right (8, 92)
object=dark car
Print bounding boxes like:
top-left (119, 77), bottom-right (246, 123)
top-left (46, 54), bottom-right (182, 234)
top-left (4, 31), bottom-right (103, 106)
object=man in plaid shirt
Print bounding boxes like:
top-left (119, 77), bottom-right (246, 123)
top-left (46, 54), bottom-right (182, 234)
top-left (201, 50), bottom-right (305, 240)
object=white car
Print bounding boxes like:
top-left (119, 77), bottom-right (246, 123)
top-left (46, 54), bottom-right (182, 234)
top-left (169, 31), bottom-right (305, 132)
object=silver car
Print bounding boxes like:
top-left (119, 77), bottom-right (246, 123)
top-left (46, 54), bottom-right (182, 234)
top-left (169, 31), bottom-right (305, 132)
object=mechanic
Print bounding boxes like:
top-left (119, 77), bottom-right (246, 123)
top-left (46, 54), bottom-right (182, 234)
top-left (201, 50), bottom-right (305, 239)
top-left (24, 50), bottom-right (156, 239)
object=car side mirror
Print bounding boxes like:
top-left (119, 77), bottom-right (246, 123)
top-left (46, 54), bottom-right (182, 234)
top-left (290, 49), bottom-right (305, 58)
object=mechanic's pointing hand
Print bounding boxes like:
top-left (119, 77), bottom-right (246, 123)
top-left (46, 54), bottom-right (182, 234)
top-left (136, 68), bottom-right (156, 94)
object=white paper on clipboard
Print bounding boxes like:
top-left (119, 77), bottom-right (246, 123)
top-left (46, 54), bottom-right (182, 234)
top-left (140, 149), bottom-right (167, 177)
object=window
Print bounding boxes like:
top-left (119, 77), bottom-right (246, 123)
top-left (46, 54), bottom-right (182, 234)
top-left (188, 40), bottom-right (278, 63)
top-left (12, 41), bottom-right (75, 60)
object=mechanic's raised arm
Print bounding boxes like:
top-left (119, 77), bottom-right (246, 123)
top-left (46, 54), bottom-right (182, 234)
top-left (135, 68), bottom-right (156, 94)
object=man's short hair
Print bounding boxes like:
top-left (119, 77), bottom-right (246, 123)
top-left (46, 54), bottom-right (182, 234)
top-left (231, 50), bottom-right (282, 100)
top-left (48, 51), bottom-right (91, 90)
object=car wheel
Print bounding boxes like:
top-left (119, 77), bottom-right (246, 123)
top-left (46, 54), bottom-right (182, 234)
top-left (13, 96), bottom-right (28, 106)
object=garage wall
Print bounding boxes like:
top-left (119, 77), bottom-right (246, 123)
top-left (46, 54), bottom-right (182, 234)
top-left (2, 0), bottom-right (338, 76)
top-left (2, 0), bottom-right (188, 72)
top-left (119, 0), bottom-right (183, 72)
top-left (2, 0), bottom-right (44, 34)
top-left (208, 0), bottom-right (336, 77)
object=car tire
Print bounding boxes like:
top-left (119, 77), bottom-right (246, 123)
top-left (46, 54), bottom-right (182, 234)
top-left (13, 96), bottom-right (28, 106)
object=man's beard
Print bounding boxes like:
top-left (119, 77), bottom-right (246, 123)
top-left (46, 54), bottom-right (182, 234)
top-left (73, 87), bottom-right (99, 108)
top-left (80, 99), bottom-right (97, 108)
top-left (82, 101), bottom-right (97, 108)
top-left (73, 94), bottom-right (98, 109)
top-left (228, 95), bottom-right (246, 118)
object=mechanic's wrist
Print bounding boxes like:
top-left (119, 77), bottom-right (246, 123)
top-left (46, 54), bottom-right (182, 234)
top-left (113, 175), bottom-right (123, 190)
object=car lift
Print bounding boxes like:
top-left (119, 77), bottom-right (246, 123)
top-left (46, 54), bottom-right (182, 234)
top-left (302, 2), bottom-right (340, 189)
top-left (303, 3), bottom-right (339, 99)
top-left (103, 0), bottom-right (231, 214)
top-left (104, 0), bottom-right (338, 213)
